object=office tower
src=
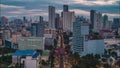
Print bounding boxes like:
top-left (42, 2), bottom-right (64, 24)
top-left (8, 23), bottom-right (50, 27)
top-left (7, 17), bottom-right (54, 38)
top-left (23, 16), bottom-right (27, 23)
top-left (72, 19), bottom-right (83, 54)
top-left (55, 13), bottom-right (60, 29)
top-left (31, 23), bottom-right (37, 37)
top-left (63, 5), bottom-right (68, 12)
top-left (90, 10), bottom-right (96, 30)
top-left (72, 17), bottom-right (104, 56)
top-left (31, 16), bottom-right (44, 37)
top-left (94, 12), bottom-right (103, 32)
top-left (39, 16), bottom-right (43, 23)
top-left (61, 5), bottom-right (68, 17)
top-left (103, 15), bottom-right (108, 29)
top-left (49, 6), bottom-right (55, 28)
top-left (112, 18), bottom-right (120, 30)
top-left (62, 11), bottom-right (75, 32)
top-left (72, 17), bottom-right (89, 54)
top-left (38, 16), bottom-right (44, 37)
top-left (90, 10), bottom-right (103, 32)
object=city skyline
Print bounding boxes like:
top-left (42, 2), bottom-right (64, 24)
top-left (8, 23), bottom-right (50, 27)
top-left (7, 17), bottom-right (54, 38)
top-left (0, 0), bottom-right (120, 20)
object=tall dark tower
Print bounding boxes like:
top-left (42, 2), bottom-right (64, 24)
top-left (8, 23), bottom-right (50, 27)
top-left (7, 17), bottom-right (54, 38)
top-left (39, 16), bottom-right (43, 23)
top-left (49, 6), bottom-right (55, 28)
top-left (61, 5), bottom-right (69, 17)
top-left (63, 5), bottom-right (68, 12)
top-left (90, 10), bottom-right (96, 31)
top-left (38, 16), bottom-right (44, 37)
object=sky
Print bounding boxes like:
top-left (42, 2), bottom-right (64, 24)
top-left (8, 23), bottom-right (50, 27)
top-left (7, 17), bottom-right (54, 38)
top-left (0, 0), bottom-right (120, 21)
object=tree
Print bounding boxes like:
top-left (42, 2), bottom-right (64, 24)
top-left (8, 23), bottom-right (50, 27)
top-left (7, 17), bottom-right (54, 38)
top-left (95, 54), bottom-right (101, 60)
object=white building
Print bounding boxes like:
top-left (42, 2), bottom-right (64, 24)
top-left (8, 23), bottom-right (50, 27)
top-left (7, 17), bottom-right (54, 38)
top-left (83, 40), bottom-right (104, 56)
top-left (18, 37), bottom-right (45, 50)
top-left (93, 12), bottom-right (103, 32)
top-left (62, 11), bottom-right (75, 32)
top-left (12, 50), bottom-right (41, 68)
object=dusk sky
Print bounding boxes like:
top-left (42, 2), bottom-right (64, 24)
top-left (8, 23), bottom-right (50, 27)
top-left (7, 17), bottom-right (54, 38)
top-left (0, 0), bottom-right (120, 21)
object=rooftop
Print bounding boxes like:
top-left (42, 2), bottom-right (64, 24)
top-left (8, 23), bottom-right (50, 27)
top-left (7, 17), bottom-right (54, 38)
top-left (13, 50), bottom-right (40, 58)
top-left (13, 50), bottom-right (36, 56)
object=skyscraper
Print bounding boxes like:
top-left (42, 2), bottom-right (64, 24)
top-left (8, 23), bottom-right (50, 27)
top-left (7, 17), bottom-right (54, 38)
top-left (62, 11), bottom-right (75, 32)
top-left (31, 23), bottom-right (38, 37)
top-left (38, 16), bottom-right (44, 37)
top-left (112, 18), bottom-right (120, 30)
top-left (90, 10), bottom-right (103, 32)
top-left (31, 16), bottom-right (44, 37)
top-left (90, 10), bottom-right (96, 30)
top-left (63, 5), bottom-right (68, 12)
top-left (49, 6), bottom-right (55, 28)
top-left (72, 17), bottom-right (89, 55)
top-left (72, 19), bottom-right (83, 54)
top-left (62, 5), bottom-right (75, 32)
top-left (55, 13), bottom-right (60, 29)
top-left (103, 15), bottom-right (108, 29)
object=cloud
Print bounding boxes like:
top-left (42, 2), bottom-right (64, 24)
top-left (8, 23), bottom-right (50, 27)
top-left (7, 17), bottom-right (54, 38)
top-left (0, 4), bottom-right (24, 9)
top-left (69, 9), bottom-right (120, 20)
top-left (70, 9), bottom-right (90, 16)
top-left (0, 4), bottom-right (48, 20)
top-left (72, 0), bottom-right (119, 6)
top-left (0, 0), bottom-right (119, 20)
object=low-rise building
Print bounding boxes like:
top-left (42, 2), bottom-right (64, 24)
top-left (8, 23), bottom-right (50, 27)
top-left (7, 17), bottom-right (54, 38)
top-left (18, 37), bottom-right (45, 50)
top-left (12, 50), bottom-right (41, 68)
top-left (83, 39), bottom-right (104, 56)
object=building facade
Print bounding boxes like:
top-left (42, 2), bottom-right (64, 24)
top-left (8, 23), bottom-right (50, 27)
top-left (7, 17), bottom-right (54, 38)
top-left (72, 17), bottom-right (89, 54)
top-left (62, 11), bottom-right (75, 32)
top-left (12, 50), bottom-right (41, 68)
top-left (31, 16), bottom-right (44, 37)
top-left (49, 6), bottom-right (55, 28)
top-left (90, 10), bottom-right (103, 32)
top-left (18, 37), bottom-right (45, 50)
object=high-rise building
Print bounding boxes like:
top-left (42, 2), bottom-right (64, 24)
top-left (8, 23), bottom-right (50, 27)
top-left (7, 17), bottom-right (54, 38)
top-left (72, 17), bottom-right (89, 54)
top-left (63, 5), bottom-right (68, 12)
top-left (90, 10), bottom-right (103, 32)
top-left (103, 15), bottom-right (108, 29)
top-left (94, 12), bottom-right (103, 32)
top-left (49, 6), bottom-right (55, 28)
top-left (55, 13), bottom-right (60, 29)
top-left (62, 11), bottom-right (75, 32)
top-left (90, 10), bottom-right (96, 30)
top-left (31, 23), bottom-right (37, 37)
top-left (38, 16), bottom-right (44, 37)
top-left (112, 18), bottom-right (120, 30)
top-left (23, 16), bottom-right (27, 23)
top-left (105, 21), bottom-right (112, 30)
top-left (39, 16), bottom-right (43, 23)
top-left (31, 16), bottom-right (44, 37)
top-left (72, 17), bottom-right (104, 56)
